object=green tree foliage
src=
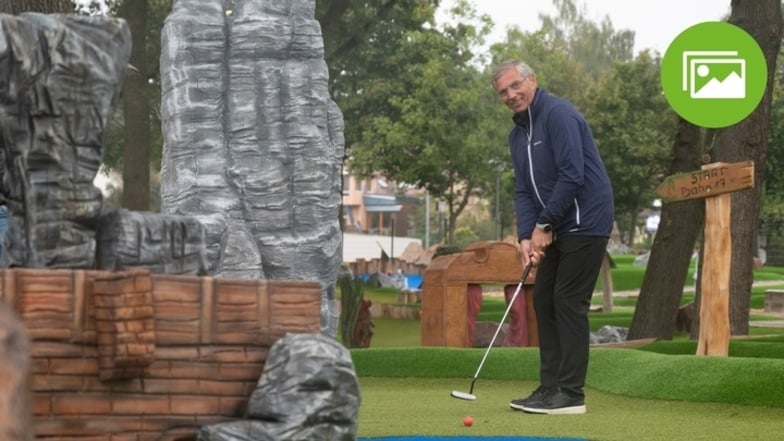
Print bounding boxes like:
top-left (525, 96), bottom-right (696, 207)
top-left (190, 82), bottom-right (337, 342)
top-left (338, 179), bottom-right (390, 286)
top-left (351, 3), bottom-right (507, 243)
top-left (488, 0), bottom-right (633, 98)
top-left (582, 52), bottom-right (677, 245)
top-left (537, 0), bottom-right (634, 79)
top-left (316, 0), bottom-right (440, 151)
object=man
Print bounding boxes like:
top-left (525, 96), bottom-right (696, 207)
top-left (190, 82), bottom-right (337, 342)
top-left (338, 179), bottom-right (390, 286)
top-left (492, 60), bottom-right (614, 415)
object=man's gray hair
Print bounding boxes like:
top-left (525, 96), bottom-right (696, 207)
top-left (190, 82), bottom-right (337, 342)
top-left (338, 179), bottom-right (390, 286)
top-left (491, 60), bottom-right (535, 86)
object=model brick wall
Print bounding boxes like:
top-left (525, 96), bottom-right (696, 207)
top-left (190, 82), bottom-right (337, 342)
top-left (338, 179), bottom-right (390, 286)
top-left (0, 268), bottom-right (322, 441)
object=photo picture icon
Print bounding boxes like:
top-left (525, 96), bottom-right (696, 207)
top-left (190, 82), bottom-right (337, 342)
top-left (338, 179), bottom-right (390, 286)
top-left (683, 51), bottom-right (745, 99)
top-left (661, 22), bottom-right (767, 128)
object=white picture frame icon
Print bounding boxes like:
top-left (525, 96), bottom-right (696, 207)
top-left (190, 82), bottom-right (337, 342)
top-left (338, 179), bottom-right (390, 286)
top-left (682, 51), bottom-right (746, 99)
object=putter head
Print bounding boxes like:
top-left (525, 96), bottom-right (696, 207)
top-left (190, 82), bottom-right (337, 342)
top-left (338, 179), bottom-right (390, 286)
top-left (450, 390), bottom-right (477, 401)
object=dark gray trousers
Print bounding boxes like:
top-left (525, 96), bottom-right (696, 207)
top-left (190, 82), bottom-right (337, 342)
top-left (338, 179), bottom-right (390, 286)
top-left (533, 235), bottom-right (608, 399)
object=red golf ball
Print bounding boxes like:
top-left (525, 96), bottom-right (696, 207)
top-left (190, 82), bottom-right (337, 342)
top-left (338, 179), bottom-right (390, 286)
top-left (462, 415), bottom-right (474, 427)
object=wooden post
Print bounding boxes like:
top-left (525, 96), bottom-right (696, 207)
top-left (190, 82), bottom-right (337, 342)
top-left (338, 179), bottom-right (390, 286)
top-left (656, 161), bottom-right (754, 356)
top-left (696, 192), bottom-right (731, 355)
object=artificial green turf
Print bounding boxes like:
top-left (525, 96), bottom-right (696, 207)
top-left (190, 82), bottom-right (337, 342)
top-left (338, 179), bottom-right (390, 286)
top-left (351, 347), bottom-right (784, 408)
top-left (638, 338), bottom-right (784, 358)
top-left (354, 347), bottom-right (784, 439)
top-left (353, 256), bottom-right (784, 438)
top-left (359, 299), bottom-right (784, 437)
top-left (357, 377), bottom-right (784, 440)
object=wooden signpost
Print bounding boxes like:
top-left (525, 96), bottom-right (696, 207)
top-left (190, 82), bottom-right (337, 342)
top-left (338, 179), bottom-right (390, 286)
top-left (655, 160), bottom-right (754, 203)
top-left (655, 160), bottom-right (755, 356)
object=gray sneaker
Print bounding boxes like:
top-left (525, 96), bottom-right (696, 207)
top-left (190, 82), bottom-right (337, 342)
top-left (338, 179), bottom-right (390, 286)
top-left (509, 386), bottom-right (558, 411)
top-left (522, 390), bottom-right (586, 415)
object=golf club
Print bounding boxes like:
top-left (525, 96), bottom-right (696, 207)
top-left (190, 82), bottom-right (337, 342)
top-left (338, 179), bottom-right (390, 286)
top-left (450, 262), bottom-right (534, 401)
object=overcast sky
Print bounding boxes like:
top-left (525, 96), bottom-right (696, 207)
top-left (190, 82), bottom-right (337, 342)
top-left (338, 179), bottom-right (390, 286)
top-left (437, 0), bottom-right (731, 55)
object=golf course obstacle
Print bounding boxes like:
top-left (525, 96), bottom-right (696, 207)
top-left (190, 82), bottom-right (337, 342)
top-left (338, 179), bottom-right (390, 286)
top-left (655, 160), bottom-right (755, 356)
top-left (420, 241), bottom-right (538, 347)
top-left (0, 268), bottom-right (321, 439)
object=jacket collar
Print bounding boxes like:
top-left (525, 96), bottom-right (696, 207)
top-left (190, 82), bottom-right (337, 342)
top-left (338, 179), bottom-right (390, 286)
top-left (512, 88), bottom-right (543, 128)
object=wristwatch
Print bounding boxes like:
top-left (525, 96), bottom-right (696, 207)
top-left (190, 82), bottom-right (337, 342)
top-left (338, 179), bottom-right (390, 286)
top-left (535, 223), bottom-right (552, 233)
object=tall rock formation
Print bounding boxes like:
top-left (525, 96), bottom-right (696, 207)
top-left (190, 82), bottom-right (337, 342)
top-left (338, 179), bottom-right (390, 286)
top-left (0, 13), bottom-right (131, 268)
top-left (160, 0), bottom-right (344, 335)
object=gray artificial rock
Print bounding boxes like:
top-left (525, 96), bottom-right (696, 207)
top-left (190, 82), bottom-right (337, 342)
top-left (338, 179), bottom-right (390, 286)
top-left (0, 13), bottom-right (130, 268)
top-left (590, 325), bottom-right (629, 345)
top-left (159, 0), bottom-right (344, 336)
top-left (472, 321), bottom-right (509, 348)
top-left (198, 333), bottom-right (360, 441)
top-left (96, 208), bottom-right (209, 275)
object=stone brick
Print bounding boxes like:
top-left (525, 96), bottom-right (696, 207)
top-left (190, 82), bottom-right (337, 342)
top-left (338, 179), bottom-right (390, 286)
top-left (94, 271), bottom-right (156, 381)
top-left (167, 362), bottom-right (221, 379)
top-left (33, 374), bottom-right (85, 392)
top-left (217, 363), bottom-right (264, 381)
top-left (48, 357), bottom-right (99, 376)
top-left (112, 395), bottom-right (171, 415)
top-left (169, 395), bottom-right (222, 415)
top-left (52, 395), bottom-right (112, 415)
top-left (31, 394), bottom-right (52, 415)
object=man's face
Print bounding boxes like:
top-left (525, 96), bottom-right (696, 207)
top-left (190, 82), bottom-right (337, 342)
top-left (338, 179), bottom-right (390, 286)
top-left (494, 68), bottom-right (537, 114)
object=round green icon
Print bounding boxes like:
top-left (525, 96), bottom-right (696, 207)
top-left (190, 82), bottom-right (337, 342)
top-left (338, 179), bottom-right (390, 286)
top-left (661, 21), bottom-right (767, 128)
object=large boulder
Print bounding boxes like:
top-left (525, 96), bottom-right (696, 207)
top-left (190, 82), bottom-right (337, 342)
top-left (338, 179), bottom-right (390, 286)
top-left (198, 333), bottom-right (360, 440)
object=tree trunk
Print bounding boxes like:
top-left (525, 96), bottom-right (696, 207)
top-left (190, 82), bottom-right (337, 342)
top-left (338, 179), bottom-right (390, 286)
top-left (628, 119), bottom-right (705, 340)
top-left (713, 0), bottom-right (782, 336)
top-left (0, 0), bottom-right (72, 14)
top-left (119, 0), bottom-right (150, 211)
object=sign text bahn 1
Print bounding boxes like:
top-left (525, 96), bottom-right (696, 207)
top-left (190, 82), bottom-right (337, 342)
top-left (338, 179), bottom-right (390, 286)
top-left (655, 161), bottom-right (755, 356)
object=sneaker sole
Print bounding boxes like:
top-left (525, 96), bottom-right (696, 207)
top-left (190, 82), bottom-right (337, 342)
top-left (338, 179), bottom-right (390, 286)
top-left (521, 404), bottom-right (586, 415)
top-left (509, 402), bottom-right (527, 411)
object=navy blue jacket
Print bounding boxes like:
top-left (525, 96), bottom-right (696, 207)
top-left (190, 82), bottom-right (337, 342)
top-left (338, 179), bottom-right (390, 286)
top-left (509, 88), bottom-right (614, 241)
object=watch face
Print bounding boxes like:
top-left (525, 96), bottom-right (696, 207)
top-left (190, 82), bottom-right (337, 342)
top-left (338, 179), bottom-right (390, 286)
top-left (537, 223), bottom-right (552, 232)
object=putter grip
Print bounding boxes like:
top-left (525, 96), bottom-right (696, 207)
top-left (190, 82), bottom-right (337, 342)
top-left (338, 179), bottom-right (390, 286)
top-left (521, 262), bottom-right (533, 283)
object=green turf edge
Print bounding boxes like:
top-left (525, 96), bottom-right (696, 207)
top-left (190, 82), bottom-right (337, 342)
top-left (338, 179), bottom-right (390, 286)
top-left (350, 347), bottom-right (784, 408)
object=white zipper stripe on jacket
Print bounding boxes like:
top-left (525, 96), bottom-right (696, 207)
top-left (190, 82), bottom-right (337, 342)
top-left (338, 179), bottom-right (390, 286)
top-left (525, 109), bottom-right (546, 208)
top-left (574, 199), bottom-right (580, 224)
top-left (525, 108), bottom-right (580, 229)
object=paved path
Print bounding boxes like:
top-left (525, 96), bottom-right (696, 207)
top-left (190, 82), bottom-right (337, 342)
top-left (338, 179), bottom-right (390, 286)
top-left (749, 320), bottom-right (784, 328)
top-left (603, 280), bottom-right (784, 328)
top-left (607, 279), bottom-right (784, 298)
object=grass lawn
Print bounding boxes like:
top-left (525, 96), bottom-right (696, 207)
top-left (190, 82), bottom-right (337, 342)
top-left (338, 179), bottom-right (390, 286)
top-left (348, 255), bottom-right (784, 439)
